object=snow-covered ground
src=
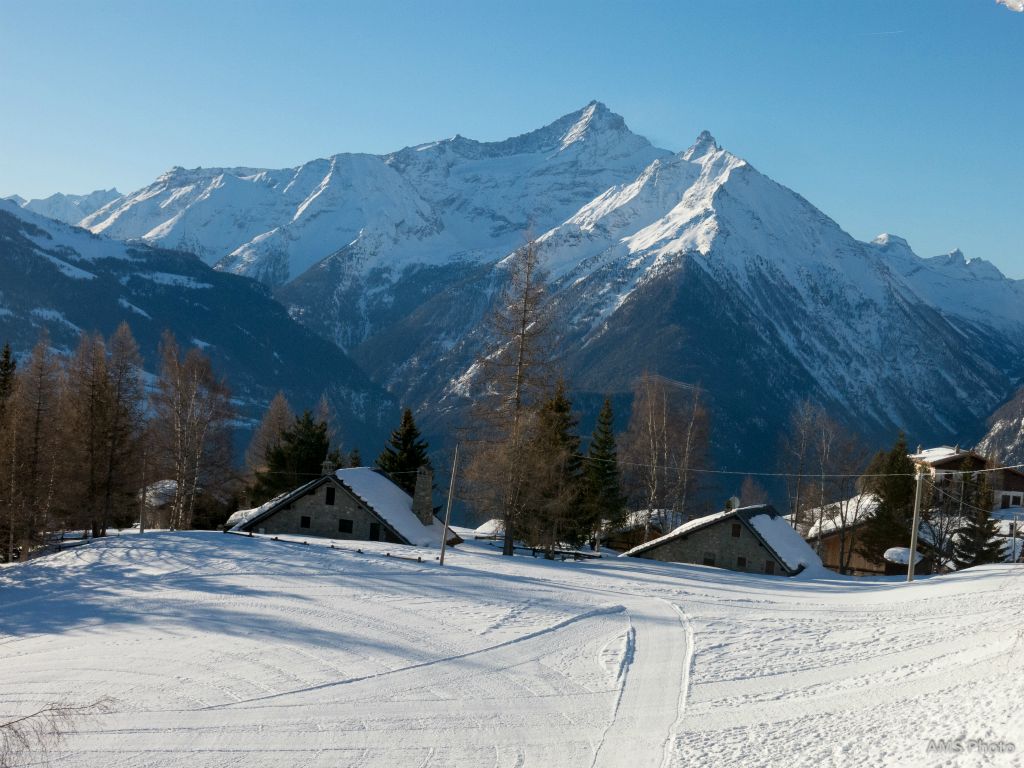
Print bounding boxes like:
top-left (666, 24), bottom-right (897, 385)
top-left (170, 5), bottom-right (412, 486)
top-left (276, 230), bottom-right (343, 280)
top-left (1, 532), bottom-right (1021, 767)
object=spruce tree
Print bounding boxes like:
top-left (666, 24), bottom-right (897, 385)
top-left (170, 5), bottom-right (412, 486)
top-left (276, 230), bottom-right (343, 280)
top-left (582, 398), bottom-right (625, 548)
top-left (523, 382), bottom-right (583, 553)
top-left (856, 433), bottom-right (916, 566)
top-left (348, 447), bottom-right (362, 467)
top-left (251, 411), bottom-right (329, 504)
top-left (953, 469), bottom-right (1003, 568)
top-left (376, 409), bottom-right (431, 495)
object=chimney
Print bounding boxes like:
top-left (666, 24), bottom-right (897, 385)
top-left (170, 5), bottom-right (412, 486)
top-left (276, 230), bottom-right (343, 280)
top-left (321, 458), bottom-right (335, 476)
top-left (413, 466), bottom-right (434, 525)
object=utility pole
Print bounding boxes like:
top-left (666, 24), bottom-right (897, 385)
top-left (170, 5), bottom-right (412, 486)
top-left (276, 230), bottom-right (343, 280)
top-left (907, 462), bottom-right (925, 582)
top-left (138, 443), bottom-right (147, 536)
top-left (439, 444), bottom-right (458, 566)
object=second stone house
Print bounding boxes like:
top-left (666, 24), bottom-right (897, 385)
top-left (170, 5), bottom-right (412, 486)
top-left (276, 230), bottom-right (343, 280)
top-left (227, 466), bottom-right (461, 548)
top-left (622, 504), bottom-right (821, 577)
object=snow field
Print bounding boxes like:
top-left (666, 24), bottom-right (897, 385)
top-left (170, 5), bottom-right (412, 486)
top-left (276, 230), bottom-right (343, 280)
top-left (1, 532), bottom-right (1022, 767)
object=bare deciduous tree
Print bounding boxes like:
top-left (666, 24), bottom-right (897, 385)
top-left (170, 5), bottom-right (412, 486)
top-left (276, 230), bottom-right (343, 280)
top-left (621, 373), bottom-right (709, 535)
top-left (464, 240), bottom-right (557, 556)
top-left (151, 332), bottom-right (234, 530)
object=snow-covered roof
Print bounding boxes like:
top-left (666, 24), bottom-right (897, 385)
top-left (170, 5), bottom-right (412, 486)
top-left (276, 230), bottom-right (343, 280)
top-left (620, 508), bottom-right (736, 557)
top-left (227, 469), bottom-right (455, 549)
top-left (473, 518), bottom-right (504, 537)
top-left (746, 512), bottom-right (822, 574)
top-left (605, 509), bottom-right (666, 535)
top-left (334, 467), bottom-right (451, 549)
top-left (143, 479), bottom-right (178, 508)
top-left (622, 504), bottom-right (821, 575)
top-left (801, 494), bottom-right (879, 538)
top-left (884, 547), bottom-right (923, 565)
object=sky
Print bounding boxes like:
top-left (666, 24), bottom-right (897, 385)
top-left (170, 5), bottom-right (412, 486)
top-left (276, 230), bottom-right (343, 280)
top-left (2, 0), bottom-right (1022, 276)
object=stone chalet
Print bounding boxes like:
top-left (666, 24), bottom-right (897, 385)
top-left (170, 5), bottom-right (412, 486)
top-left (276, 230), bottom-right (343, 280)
top-left (622, 504), bottom-right (821, 577)
top-left (228, 466), bottom-right (461, 548)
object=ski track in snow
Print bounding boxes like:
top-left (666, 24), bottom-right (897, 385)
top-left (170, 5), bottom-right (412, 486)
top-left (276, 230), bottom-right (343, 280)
top-left (1, 532), bottom-right (1022, 767)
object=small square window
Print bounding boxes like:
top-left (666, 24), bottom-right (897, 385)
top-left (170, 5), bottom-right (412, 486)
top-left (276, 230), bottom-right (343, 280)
top-left (731, 523), bottom-right (741, 538)
top-left (1013, 495), bottom-right (1022, 507)
top-left (702, 552), bottom-right (715, 566)
top-left (764, 560), bottom-right (775, 575)
top-left (325, 486), bottom-right (336, 506)
top-left (338, 519), bottom-right (353, 534)
top-left (300, 515), bottom-right (311, 529)
top-left (736, 556), bottom-right (747, 569)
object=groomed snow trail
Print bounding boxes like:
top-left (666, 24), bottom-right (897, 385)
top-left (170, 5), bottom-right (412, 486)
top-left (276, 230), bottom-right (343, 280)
top-left (2, 532), bottom-right (1022, 767)
top-left (590, 598), bottom-right (691, 768)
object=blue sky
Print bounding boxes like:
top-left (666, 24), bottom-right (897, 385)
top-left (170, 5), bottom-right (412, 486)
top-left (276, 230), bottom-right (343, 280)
top-left (2, 0), bottom-right (1022, 275)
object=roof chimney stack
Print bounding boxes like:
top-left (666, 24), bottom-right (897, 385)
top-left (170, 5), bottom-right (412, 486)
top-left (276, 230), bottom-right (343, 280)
top-left (413, 466), bottom-right (434, 525)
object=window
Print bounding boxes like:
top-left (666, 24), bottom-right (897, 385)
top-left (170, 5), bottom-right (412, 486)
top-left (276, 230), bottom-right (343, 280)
top-left (1013, 495), bottom-right (1022, 507)
top-left (731, 523), bottom-right (741, 538)
top-left (1002, 494), bottom-right (1011, 509)
top-left (764, 560), bottom-right (775, 575)
top-left (369, 523), bottom-right (381, 541)
top-left (702, 551), bottom-right (715, 566)
top-left (736, 556), bottom-right (747, 570)
top-left (300, 515), bottom-right (311, 529)
top-left (338, 518), bottom-right (353, 534)
top-left (325, 486), bottom-right (336, 506)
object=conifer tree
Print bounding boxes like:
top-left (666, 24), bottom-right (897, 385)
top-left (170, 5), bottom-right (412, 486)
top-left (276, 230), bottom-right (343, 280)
top-left (251, 411), bottom-right (329, 504)
top-left (0, 342), bottom-right (16, 561)
top-left (0, 343), bottom-right (15, 423)
top-left (522, 382), bottom-right (582, 553)
top-left (245, 392), bottom-right (295, 481)
top-left (856, 433), bottom-right (916, 566)
top-left (376, 409), bottom-right (431, 495)
top-left (582, 398), bottom-right (625, 548)
top-left (348, 447), bottom-right (362, 467)
top-left (953, 469), bottom-right (1003, 568)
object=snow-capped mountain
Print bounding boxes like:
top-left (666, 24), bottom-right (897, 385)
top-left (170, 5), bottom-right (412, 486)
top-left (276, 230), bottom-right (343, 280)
top-left (283, 121), bottom-right (1024, 467)
top-left (0, 200), bottom-right (394, 449)
top-left (13, 188), bottom-right (122, 225)
top-left (977, 387), bottom-right (1024, 464)
top-left (19, 103), bottom-right (1024, 468)
top-left (78, 101), bottom-right (666, 289)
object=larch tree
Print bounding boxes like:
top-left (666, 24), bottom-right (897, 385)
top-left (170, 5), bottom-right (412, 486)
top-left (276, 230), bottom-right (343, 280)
top-left (244, 392), bottom-right (295, 482)
top-left (250, 411), bottom-right (330, 504)
top-left (9, 333), bottom-right (63, 556)
top-left (151, 332), bottom-right (234, 530)
top-left (376, 408), bottom-right (431, 496)
top-left (0, 343), bottom-right (17, 562)
top-left (101, 323), bottom-right (146, 530)
top-left (61, 333), bottom-right (110, 536)
top-left (465, 239), bottom-right (556, 556)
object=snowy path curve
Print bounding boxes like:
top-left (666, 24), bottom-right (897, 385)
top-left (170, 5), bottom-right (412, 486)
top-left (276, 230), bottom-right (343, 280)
top-left (590, 597), bottom-right (693, 768)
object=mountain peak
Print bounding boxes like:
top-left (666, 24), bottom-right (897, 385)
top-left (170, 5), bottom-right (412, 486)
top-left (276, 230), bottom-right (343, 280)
top-left (682, 130), bottom-right (721, 161)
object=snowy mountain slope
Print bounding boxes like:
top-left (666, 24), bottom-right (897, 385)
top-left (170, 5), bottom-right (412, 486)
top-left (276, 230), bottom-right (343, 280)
top-left (338, 130), bottom-right (1023, 467)
top-left (976, 386), bottom-right (1024, 464)
top-left (0, 201), bottom-right (394, 448)
top-left (16, 188), bottom-right (122, 225)
top-left (21, 104), bottom-right (1024, 466)
top-left (78, 101), bottom-right (666, 290)
top-left (1, 531), bottom-right (1021, 767)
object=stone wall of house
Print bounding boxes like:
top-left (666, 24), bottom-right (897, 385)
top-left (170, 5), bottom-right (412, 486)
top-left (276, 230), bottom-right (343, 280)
top-left (255, 481), bottom-right (401, 543)
top-left (634, 519), bottom-right (786, 574)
